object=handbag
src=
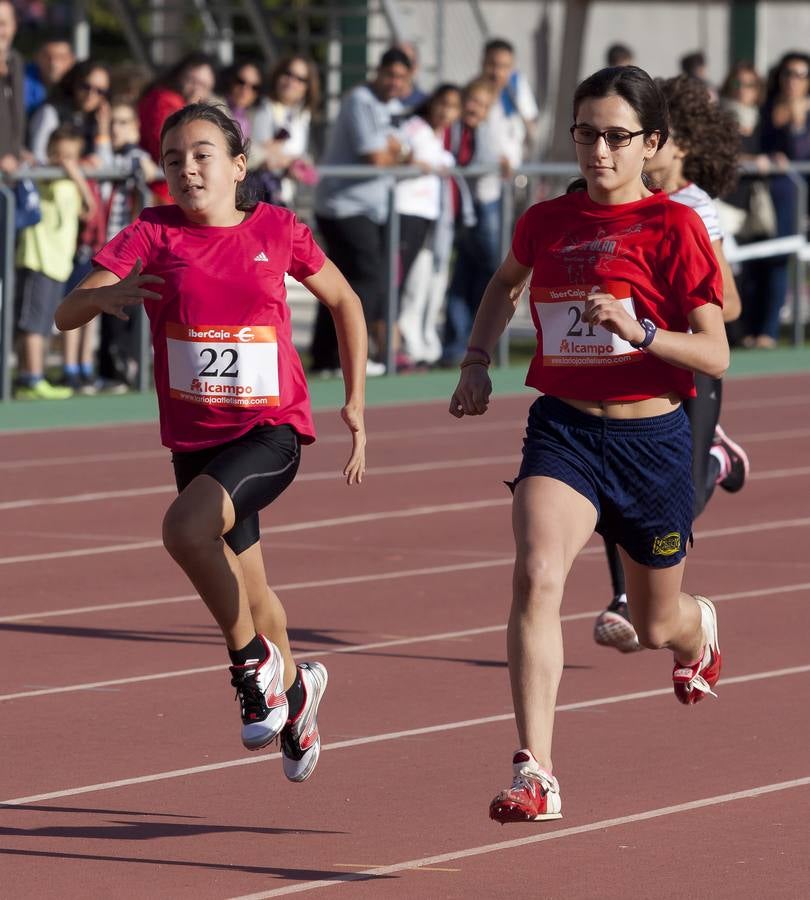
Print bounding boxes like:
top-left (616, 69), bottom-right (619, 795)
top-left (737, 180), bottom-right (778, 240)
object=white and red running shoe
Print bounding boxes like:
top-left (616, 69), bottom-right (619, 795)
top-left (229, 635), bottom-right (288, 751)
top-left (673, 596), bottom-right (722, 705)
top-left (712, 424), bottom-right (750, 493)
top-left (593, 594), bottom-right (642, 653)
top-left (281, 662), bottom-right (328, 782)
top-left (489, 750), bottom-right (562, 824)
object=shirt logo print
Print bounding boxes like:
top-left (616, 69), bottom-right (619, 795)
top-left (254, 251), bottom-right (269, 262)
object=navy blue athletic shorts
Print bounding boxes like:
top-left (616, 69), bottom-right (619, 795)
top-left (513, 395), bottom-right (694, 568)
top-left (171, 424), bottom-right (300, 555)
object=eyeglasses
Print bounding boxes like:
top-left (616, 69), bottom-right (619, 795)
top-left (570, 125), bottom-right (648, 148)
top-left (111, 117), bottom-right (135, 126)
top-left (734, 78), bottom-right (759, 89)
top-left (785, 68), bottom-right (810, 80)
top-left (235, 76), bottom-right (262, 90)
top-left (281, 69), bottom-right (309, 85)
top-left (80, 82), bottom-right (110, 98)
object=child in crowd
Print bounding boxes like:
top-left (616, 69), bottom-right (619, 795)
top-left (15, 125), bottom-right (94, 400)
top-left (95, 99), bottom-right (159, 391)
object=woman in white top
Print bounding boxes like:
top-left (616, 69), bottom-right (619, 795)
top-left (395, 84), bottom-right (462, 367)
top-left (250, 54), bottom-right (320, 207)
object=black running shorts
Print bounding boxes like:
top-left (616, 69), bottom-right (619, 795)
top-left (171, 424), bottom-right (301, 555)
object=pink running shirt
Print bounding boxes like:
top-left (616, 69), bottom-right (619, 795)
top-left (93, 202), bottom-right (325, 451)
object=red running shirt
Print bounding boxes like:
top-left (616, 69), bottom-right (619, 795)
top-left (511, 190), bottom-right (722, 402)
top-left (93, 202), bottom-right (325, 451)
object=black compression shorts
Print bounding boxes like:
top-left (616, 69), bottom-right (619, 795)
top-left (171, 424), bottom-right (300, 555)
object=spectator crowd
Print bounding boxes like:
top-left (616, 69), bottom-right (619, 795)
top-left (1, 0), bottom-right (809, 398)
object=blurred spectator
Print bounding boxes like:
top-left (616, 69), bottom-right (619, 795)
top-left (717, 62), bottom-right (777, 346)
top-left (28, 60), bottom-right (113, 167)
top-left (441, 77), bottom-right (501, 366)
top-left (681, 50), bottom-right (717, 99)
top-left (93, 99), bottom-right (157, 392)
top-left (749, 51), bottom-right (810, 348)
top-left (311, 46), bottom-right (412, 375)
top-left (27, 61), bottom-right (117, 390)
top-left (395, 40), bottom-right (428, 110)
top-left (681, 51), bottom-right (708, 81)
top-left (250, 54), bottom-right (320, 207)
top-left (395, 83), bottom-right (461, 369)
top-left (14, 126), bottom-right (94, 400)
top-left (138, 52), bottom-right (217, 202)
top-left (720, 61), bottom-right (765, 145)
top-left (0, 0), bottom-right (24, 173)
top-left (24, 30), bottom-right (74, 115)
top-left (481, 38), bottom-right (539, 167)
top-left (109, 61), bottom-right (152, 107)
top-left (606, 43), bottom-right (635, 68)
top-left (218, 59), bottom-right (263, 139)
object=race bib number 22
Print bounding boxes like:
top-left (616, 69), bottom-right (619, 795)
top-left (167, 323), bottom-right (280, 407)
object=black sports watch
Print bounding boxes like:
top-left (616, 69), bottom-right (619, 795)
top-left (629, 318), bottom-right (657, 350)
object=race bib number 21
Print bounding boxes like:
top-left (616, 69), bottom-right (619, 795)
top-left (167, 323), bottom-right (280, 408)
top-left (532, 283), bottom-right (643, 367)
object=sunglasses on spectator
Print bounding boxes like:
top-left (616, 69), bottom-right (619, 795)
top-left (80, 82), bottom-right (110, 97)
top-left (235, 76), bottom-right (262, 90)
top-left (282, 69), bottom-right (309, 84)
top-left (570, 125), bottom-right (648, 149)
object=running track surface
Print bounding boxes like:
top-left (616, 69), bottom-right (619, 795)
top-left (2, 373), bottom-right (809, 900)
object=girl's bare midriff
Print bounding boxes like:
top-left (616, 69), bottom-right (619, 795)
top-left (557, 393), bottom-right (682, 419)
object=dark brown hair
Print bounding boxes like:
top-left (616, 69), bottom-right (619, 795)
top-left (659, 74), bottom-right (740, 198)
top-left (268, 55), bottom-right (321, 114)
top-left (719, 61), bottom-right (764, 105)
top-left (159, 103), bottom-right (256, 210)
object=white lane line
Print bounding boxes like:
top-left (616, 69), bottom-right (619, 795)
top-left (229, 775), bottom-right (810, 899)
top-left (0, 456), bottom-right (520, 512)
top-left (3, 663), bottom-right (809, 807)
top-left (3, 505), bottom-right (810, 569)
top-left (1, 579), bottom-right (808, 702)
top-left (750, 466), bottom-right (810, 481)
top-left (0, 499), bottom-right (511, 566)
top-left (6, 426), bottom-right (810, 512)
top-left (0, 420), bottom-right (514, 468)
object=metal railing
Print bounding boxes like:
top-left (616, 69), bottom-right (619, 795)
top-left (1, 160), bottom-right (808, 402)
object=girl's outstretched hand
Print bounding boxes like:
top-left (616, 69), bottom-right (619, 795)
top-left (449, 363), bottom-right (492, 417)
top-left (95, 258), bottom-right (165, 320)
top-left (341, 403), bottom-right (366, 485)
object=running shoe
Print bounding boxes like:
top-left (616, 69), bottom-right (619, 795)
top-left (14, 379), bottom-right (73, 400)
top-left (673, 595), bottom-right (721, 705)
top-left (229, 634), bottom-right (288, 750)
top-left (281, 662), bottom-right (329, 782)
top-left (489, 750), bottom-right (562, 824)
top-left (593, 595), bottom-right (642, 653)
top-left (712, 424), bottom-right (750, 493)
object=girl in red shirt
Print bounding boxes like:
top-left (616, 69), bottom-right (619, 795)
top-left (449, 66), bottom-right (729, 823)
top-left (56, 103), bottom-right (368, 783)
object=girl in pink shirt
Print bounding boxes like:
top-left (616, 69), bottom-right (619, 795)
top-left (56, 103), bottom-right (368, 783)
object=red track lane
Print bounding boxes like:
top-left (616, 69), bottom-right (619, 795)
top-left (1, 372), bottom-right (809, 898)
